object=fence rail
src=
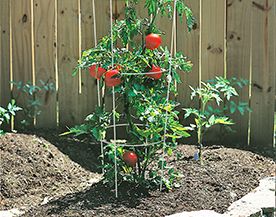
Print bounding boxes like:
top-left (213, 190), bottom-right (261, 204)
top-left (0, 0), bottom-right (275, 147)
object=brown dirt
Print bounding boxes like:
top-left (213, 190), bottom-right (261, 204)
top-left (0, 131), bottom-right (275, 217)
top-left (0, 133), bottom-right (101, 211)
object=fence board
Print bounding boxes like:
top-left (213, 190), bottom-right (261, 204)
top-left (177, 0), bottom-right (200, 108)
top-left (79, 0), bottom-right (96, 121)
top-left (11, 0), bottom-right (33, 128)
top-left (226, 0), bottom-right (251, 145)
top-left (201, 0), bottom-right (226, 144)
top-left (34, 0), bottom-right (57, 128)
top-left (0, 0), bottom-right (11, 108)
top-left (176, 0), bottom-right (200, 144)
top-left (201, 0), bottom-right (225, 81)
top-left (250, 0), bottom-right (275, 147)
top-left (57, 0), bottom-right (80, 126)
top-left (0, 0), bottom-right (275, 146)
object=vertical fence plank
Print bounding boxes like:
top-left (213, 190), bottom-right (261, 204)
top-left (34, 0), bottom-right (57, 128)
top-left (11, 0), bottom-right (33, 128)
top-left (201, 0), bottom-right (226, 144)
top-left (201, 0), bottom-right (226, 112)
top-left (57, 0), bottom-right (80, 126)
top-left (226, 0), bottom-right (251, 145)
top-left (250, 0), bottom-right (275, 147)
top-left (201, 0), bottom-right (225, 81)
top-left (176, 0), bottom-right (200, 144)
top-left (0, 0), bottom-right (11, 108)
top-left (79, 0), bottom-right (96, 121)
top-left (177, 0), bottom-right (200, 108)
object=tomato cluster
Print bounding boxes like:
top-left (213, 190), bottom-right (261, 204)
top-left (89, 33), bottom-right (163, 86)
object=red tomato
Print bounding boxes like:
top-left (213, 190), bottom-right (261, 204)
top-left (123, 151), bottom-right (138, 167)
top-left (105, 69), bottom-right (121, 87)
top-left (145, 33), bottom-right (162, 50)
top-left (146, 65), bottom-right (162, 80)
top-left (89, 64), bottom-right (106, 79)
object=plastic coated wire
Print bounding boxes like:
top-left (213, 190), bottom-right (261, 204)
top-left (159, 0), bottom-right (177, 191)
top-left (92, 0), bottom-right (104, 174)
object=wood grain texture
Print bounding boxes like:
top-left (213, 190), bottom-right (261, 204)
top-left (79, 0), bottom-right (97, 121)
top-left (250, 0), bottom-right (275, 147)
top-left (176, 0), bottom-right (200, 144)
top-left (34, 0), bottom-right (57, 128)
top-left (201, 0), bottom-right (225, 81)
top-left (0, 0), bottom-right (11, 108)
top-left (226, 0), bottom-right (251, 145)
top-left (57, 0), bottom-right (80, 126)
top-left (11, 0), bottom-right (33, 127)
top-left (177, 0), bottom-right (200, 108)
top-left (201, 0), bottom-right (226, 144)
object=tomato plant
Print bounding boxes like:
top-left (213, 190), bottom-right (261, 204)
top-left (68, 0), bottom-right (195, 190)
top-left (184, 77), bottom-right (251, 162)
top-left (0, 100), bottom-right (21, 135)
top-left (11, 80), bottom-right (56, 127)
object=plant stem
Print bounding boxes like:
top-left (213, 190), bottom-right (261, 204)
top-left (198, 101), bottom-right (206, 162)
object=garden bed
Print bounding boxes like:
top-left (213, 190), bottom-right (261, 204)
top-left (0, 131), bottom-right (275, 217)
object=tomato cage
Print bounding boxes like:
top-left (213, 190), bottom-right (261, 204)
top-left (90, 0), bottom-right (178, 198)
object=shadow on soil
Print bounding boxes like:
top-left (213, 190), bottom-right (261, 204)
top-left (41, 181), bottom-right (149, 215)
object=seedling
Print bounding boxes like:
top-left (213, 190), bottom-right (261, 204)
top-left (184, 76), bottom-right (250, 162)
top-left (0, 100), bottom-right (22, 135)
top-left (11, 80), bottom-right (55, 127)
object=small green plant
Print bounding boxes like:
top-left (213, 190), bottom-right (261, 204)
top-left (0, 100), bottom-right (22, 135)
top-left (184, 77), bottom-right (250, 162)
top-left (11, 80), bottom-right (56, 127)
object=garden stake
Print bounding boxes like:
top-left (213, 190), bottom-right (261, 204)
top-left (109, 0), bottom-right (119, 198)
top-left (160, 0), bottom-right (177, 191)
top-left (92, 0), bottom-right (105, 174)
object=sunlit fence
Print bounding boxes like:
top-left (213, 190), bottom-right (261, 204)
top-left (0, 0), bottom-right (275, 147)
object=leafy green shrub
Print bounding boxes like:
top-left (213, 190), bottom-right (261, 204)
top-left (0, 100), bottom-right (22, 135)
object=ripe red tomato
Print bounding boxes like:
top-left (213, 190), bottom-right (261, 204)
top-left (123, 151), bottom-right (138, 167)
top-left (146, 65), bottom-right (162, 80)
top-left (145, 33), bottom-right (162, 50)
top-left (89, 64), bottom-right (106, 79)
top-left (105, 69), bottom-right (121, 87)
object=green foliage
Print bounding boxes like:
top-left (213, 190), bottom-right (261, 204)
top-left (102, 142), bottom-right (183, 190)
top-left (11, 80), bottom-right (56, 127)
top-left (0, 100), bottom-right (22, 135)
top-left (63, 106), bottom-right (115, 141)
top-left (184, 76), bottom-right (251, 161)
top-left (69, 0), bottom-right (194, 190)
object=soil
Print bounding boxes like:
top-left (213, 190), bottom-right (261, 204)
top-left (0, 133), bottom-right (101, 210)
top-left (0, 130), bottom-right (275, 217)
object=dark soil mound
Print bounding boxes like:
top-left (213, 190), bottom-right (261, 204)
top-left (20, 139), bottom-right (275, 216)
top-left (0, 133), bottom-right (101, 210)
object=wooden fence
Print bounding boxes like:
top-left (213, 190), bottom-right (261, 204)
top-left (0, 0), bottom-right (275, 147)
